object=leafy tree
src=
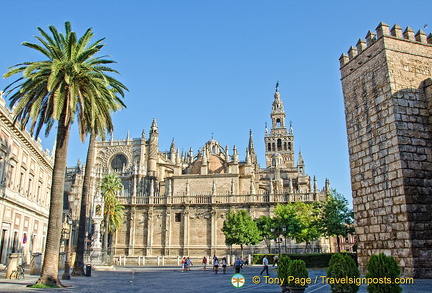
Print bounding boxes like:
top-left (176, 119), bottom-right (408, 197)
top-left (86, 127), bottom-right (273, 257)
top-left (100, 173), bottom-right (125, 252)
top-left (3, 21), bottom-right (126, 286)
top-left (255, 216), bottom-right (274, 253)
top-left (293, 202), bottom-right (322, 252)
top-left (316, 189), bottom-right (354, 252)
top-left (274, 203), bottom-right (303, 253)
top-left (222, 210), bottom-right (261, 257)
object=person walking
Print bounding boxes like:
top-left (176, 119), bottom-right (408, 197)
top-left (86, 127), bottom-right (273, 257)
top-left (202, 256), bottom-right (207, 271)
top-left (260, 255), bottom-right (269, 276)
top-left (234, 257), bottom-right (242, 273)
top-left (273, 254), bottom-right (279, 266)
top-left (213, 257), bottom-right (219, 274)
top-left (186, 257), bottom-right (192, 271)
top-left (221, 257), bottom-right (227, 274)
top-left (181, 257), bottom-right (187, 272)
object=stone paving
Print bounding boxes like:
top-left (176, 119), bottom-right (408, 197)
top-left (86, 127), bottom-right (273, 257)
top-left (0, 265), bottom-right (431, 292)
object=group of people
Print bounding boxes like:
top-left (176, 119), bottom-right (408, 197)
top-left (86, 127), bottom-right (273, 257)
top-left (181, 254), bottom-right (275, 277)
top-left (181, 255), bottom-right (249, 274)
top-left (181, 256), bottom-right (193, 272)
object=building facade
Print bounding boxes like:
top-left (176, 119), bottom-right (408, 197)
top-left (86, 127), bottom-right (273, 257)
top-left (83, 87), bottom-right (331, 259)
top-left (0, 92), bottom-right (54, 264)
top-left (340, 23), bottom-right (432, 277)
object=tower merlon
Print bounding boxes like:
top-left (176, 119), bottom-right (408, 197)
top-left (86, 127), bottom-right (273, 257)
top-left (340, 23), bottom-right (432, 69)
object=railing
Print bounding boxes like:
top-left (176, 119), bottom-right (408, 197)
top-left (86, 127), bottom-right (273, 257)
top-left (117, 193), bottom-right (317, 206)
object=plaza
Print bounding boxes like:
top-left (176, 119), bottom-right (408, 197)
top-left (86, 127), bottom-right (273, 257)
top-left (0, 265), bottom-right (431, 293)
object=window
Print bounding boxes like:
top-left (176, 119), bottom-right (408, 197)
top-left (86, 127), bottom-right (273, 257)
top-left (276, 118), bottom-right (281, 127)
top-left (111, 154), bottom-right (127, 172)
top-left (277, 139), bottom-right (282, 151)
top-left (175, 213), bottom-right (181, 222)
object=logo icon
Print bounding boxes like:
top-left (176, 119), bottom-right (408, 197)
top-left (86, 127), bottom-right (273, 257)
top-left (231, 273), bottom-right (245, 288)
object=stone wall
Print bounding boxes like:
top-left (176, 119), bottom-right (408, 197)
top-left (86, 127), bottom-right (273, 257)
top-left (340, 23), bottom-right (432, 278)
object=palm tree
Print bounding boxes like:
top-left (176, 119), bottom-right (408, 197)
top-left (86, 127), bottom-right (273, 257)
top-left (99, 173), bottom-right (124, 253)
top-left (2, 22), bottom-right (127, 287)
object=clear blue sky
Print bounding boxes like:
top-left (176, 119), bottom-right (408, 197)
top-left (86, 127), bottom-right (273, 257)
top-left (1, 0), bottom-right (430, 204)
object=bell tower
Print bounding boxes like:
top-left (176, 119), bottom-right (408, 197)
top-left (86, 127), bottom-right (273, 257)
top-left (265, 82), bottom-right (295, 168)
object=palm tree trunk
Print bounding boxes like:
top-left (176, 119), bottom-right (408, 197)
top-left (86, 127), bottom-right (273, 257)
top-left (72, 132), bottom-right (96, 276)
top-left (36, 119), bottom-right (71, 287)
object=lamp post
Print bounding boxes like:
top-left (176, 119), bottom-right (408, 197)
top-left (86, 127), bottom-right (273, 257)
top-left (271, 225), bottom-right (286, 255)
top-left (62, 214), bottom-right (73, 280)
top-left (62, 192), bottom-right (75, 280)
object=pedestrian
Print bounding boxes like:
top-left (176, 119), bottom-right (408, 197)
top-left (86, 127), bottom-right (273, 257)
top-left (260, 255), bottom-right (269, 276)
top-left (202, 256), bottom-right (207, 271)
top-left (273, 254), bottom-right (279, 266)
top-left (234, 257), bottom-right (242, 273)
top-left (213, 257), bottom-right (219, 274)
top-left (186, 257), bottom-right (192, 271)
top-left (222, 257), bottom-right (227, 274)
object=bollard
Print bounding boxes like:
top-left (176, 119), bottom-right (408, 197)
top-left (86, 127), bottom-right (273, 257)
top-left (30, 253), bottom-right (42, 275)
top-left (85, 264), bottom-right (91, 276)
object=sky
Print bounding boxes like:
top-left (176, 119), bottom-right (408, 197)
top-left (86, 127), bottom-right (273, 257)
top-left (0, 0), bottom-right (430, 205)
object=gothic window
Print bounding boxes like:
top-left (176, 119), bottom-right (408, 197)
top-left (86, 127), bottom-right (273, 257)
top-left (110, 154), bottom-right (127, 172)
top-left (277, 139), bottom-right (282, 151)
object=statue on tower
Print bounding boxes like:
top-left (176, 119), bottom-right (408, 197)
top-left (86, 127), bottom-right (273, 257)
top-left (276, 80), bottom-right (279, 92)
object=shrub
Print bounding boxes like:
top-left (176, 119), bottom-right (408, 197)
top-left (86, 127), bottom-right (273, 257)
top-left (277, 256), bottom-right (291, 284)
top-left (366, 253), bottom-right (402, 293)
top-left (253, 253), bottom-right (357, 268)
top-left (327, 253), bottom-right (360, 293)
top-left (287, 259), bottom-right (308, 288)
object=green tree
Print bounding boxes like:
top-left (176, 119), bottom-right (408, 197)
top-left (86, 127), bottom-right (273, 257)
top-left (255, 215), bottom-right (274, 253)
top-left (3, 22), bottom-right (126, 286)
top-left (316, 190), bottom-right (354, 252)
top-left (222, 210), bottom-right (261, 257)
top-left (100, 173), bottom-right (125, 253)
top-left (274, 203), bottom-right (303, 253)
top-left (293, 202), bottom-right (322, 253)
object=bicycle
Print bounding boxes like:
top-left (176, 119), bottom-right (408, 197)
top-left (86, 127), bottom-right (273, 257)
top-left (10, 264), bottom-right (25, 279)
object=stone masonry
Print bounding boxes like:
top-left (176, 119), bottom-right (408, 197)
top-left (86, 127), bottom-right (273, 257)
top-left (340, 22), bottom-right (432, 278)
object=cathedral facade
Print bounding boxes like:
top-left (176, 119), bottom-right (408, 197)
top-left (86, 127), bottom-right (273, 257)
top-left (83, 88), bottom-right (330, 258)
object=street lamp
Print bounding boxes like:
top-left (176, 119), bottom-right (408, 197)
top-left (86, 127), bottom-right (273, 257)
top-left (62, 214), bottom-right (73, 279)
top-left (62, 192), bottom-right (75, 280)
top-left (271, 225), bottom-right (286, 255)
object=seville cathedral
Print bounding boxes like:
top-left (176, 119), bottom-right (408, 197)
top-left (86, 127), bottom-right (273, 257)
top-left (65, 86), bottom-right (335, 260)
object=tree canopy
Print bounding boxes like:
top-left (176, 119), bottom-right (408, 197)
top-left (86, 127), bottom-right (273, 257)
top-left (222, 210), bottom-right (261, 255)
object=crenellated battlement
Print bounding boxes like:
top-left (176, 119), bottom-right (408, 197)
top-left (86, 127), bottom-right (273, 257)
top-left (340, 22), bottom-right (432, 67)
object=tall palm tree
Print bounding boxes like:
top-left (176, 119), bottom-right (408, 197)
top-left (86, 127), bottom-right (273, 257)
top-left (99, 173), bottom-right (124, 253)
top-left (3, 22), bottom-right (127, 287)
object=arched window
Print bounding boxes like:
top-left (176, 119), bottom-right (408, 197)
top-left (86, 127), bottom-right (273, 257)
top-left (272, 143), bottom-right (275, 151)
top-left (277, 139), bottom-right (282, 151)
top-left (276, 118), bottom-right (281, 127)
top-left (284, 142), bottom-right (287, 151)
top-left (288, 142), bottom-right (291, 150)
top-left (267, 143), bottom-right (271, 151)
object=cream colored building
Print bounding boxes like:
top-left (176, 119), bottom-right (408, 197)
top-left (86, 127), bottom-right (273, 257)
top-left (0, 92), bottom-right (53, 264)
top-left (82, 87), bottom-right (332, 259)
